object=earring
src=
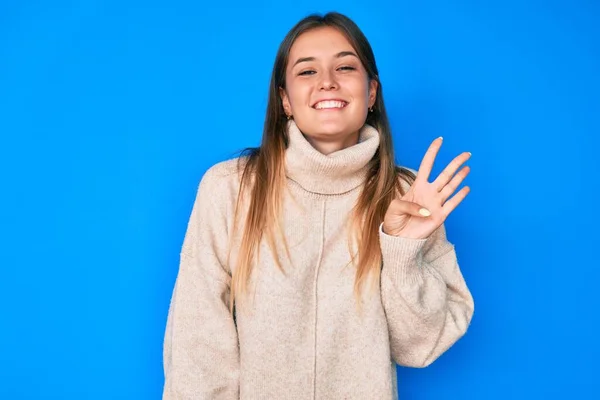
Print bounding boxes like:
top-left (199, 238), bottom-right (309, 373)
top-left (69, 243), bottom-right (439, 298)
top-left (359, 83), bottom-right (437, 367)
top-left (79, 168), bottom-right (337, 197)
top-left (287, 114), bottom-right (292, 120)
top-left (369, 107), bottom-right (374, 113)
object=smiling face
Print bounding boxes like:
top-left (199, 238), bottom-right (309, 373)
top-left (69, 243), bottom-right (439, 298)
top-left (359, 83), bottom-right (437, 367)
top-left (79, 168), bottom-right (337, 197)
top-left (280, 26), bottom-right (378, 154)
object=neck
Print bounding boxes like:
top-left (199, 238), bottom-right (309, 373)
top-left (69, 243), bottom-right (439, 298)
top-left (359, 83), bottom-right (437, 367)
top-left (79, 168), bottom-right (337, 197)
top-left (304, 131), bottom-right (360, 155)
top-left (284, 120), bottom-right (380, 195)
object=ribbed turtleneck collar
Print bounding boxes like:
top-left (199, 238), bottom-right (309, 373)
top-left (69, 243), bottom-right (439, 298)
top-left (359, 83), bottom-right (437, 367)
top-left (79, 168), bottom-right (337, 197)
top-left (284, 120), bottom-right (380, 195)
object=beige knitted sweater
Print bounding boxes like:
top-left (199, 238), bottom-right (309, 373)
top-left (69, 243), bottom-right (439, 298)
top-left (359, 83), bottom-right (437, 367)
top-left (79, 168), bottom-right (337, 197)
top-left (162, 120), bottom-right (474, 400)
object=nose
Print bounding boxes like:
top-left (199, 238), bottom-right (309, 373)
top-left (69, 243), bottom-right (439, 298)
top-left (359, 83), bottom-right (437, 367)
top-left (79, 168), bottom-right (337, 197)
top-left (318, 70), bottom-right (338, 90)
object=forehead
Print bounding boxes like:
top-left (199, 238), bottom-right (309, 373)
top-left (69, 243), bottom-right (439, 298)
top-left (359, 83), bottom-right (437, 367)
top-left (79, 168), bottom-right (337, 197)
top-left (289, 26), bottom-right (355, 60)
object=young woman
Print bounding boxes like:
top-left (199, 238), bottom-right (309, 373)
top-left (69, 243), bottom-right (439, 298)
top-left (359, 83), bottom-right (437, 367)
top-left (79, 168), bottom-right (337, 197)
top-left (163, 11), bottom-right (474, 400)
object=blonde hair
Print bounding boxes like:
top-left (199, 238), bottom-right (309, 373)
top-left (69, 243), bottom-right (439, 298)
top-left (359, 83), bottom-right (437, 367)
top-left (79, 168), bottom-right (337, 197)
top-left (228, 12), bottom-right (415, 312)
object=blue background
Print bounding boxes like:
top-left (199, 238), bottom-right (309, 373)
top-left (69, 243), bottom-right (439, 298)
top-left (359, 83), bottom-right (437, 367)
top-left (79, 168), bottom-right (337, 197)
top-left (1, 0), bottom-right (598, 398)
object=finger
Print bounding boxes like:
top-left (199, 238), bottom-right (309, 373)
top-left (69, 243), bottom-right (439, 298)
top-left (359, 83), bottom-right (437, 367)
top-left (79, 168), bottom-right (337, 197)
top-left (440, 166), bottom-right (471, 202)
top-left (416, 137), bottom-right (443, 183)
top-left (442, 186), bottom-right (470, 216)
top-left (390, 199), bottom-right (432, 218)
top-left (433, 151), bottom-right (471, 192)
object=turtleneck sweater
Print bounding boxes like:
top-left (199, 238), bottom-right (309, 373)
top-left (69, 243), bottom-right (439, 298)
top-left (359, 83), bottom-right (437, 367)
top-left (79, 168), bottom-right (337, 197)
top-left (162, 120), bottom-right (475, 400)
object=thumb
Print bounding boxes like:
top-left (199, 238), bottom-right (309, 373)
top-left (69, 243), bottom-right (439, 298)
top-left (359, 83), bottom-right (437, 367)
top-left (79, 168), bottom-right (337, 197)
top-left (389, 199), bottom-right (431, 218)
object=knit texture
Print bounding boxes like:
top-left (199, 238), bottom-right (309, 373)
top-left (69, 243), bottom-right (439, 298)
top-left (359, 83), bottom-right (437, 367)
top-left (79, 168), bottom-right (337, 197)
top-left (162, 120), bottom-right (475, 399)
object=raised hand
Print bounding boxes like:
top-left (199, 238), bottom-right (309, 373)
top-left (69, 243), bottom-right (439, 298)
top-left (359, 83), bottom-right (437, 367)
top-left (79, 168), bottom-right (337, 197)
top-left (382, 137), bottom-right (471, 240)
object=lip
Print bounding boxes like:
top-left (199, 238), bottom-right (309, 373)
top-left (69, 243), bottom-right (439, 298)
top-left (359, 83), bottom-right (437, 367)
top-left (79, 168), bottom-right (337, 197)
top-left (311, 98), bottom-right (349, 109)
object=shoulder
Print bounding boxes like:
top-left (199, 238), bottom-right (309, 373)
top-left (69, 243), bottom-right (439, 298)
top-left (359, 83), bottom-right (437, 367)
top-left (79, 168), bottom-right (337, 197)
top-left (195, 157), bottom-right (248, 205)
top-left (200, 156), bottom-right (248, 185)
top-left (398, 165), bottom-right (417, 176)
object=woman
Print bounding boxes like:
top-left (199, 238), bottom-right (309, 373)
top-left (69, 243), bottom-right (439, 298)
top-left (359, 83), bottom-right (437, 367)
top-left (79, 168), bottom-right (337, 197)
top-left (163, 11), bottom-right (474, 400)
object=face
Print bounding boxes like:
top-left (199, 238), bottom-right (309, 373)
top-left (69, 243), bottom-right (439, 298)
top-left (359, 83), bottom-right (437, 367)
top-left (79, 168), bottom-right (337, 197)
top-left (280, 26), bottom-right (378, 151)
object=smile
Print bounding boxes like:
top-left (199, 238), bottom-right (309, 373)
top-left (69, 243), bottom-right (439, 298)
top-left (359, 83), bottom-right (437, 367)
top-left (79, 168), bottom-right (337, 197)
top-left (312, 100), bottom-right (348, 110)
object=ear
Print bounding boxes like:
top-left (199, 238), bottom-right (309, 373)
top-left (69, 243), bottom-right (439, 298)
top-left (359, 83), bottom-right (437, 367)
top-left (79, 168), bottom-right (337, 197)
top-left (368, 79), bottom-right (378, 108)
top-left (279, 87), bottom-right (292, 116)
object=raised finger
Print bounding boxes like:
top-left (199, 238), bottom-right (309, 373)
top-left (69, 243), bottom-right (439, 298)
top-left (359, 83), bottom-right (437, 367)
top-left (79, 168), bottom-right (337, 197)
top-left (440, 166), bottom-right (470, 202)
top-left (433, 151), bottom-right (471, 191)
top-left (442, 186), bottom-right (470, 216)
top-left (416, 137), bottom-right (443, 183)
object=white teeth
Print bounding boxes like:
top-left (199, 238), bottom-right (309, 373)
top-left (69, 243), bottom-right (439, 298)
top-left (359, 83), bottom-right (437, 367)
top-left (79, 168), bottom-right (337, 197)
top-left (314, 100), bottom-right (346, 109)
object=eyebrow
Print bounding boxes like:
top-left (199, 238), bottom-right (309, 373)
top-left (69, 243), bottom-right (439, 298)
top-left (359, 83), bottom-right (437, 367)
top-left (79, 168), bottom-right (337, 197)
top-left (291, 51), bottom-right (359, 68)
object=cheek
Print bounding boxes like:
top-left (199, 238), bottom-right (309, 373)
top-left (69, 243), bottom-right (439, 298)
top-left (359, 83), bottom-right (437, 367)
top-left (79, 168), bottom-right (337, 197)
top-left (342, 76), bottom-right (368, 96)
top-left (350, 81), bottom-right (370, 104)
top-left (287, 83), bottom-right (312, 108)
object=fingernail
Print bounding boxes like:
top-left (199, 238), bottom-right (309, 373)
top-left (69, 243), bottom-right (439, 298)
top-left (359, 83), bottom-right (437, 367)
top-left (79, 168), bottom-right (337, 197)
top-left (438, 136), bottom-right (443, 141)
top-left (418, 208), bottom-right (431, 217)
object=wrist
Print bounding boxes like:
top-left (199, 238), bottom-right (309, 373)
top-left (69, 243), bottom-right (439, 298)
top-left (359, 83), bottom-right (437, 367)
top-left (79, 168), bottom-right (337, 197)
top-left (381, 223), bottom-right (430, 240)
top-left (382, 223), bottom-right (403, 237)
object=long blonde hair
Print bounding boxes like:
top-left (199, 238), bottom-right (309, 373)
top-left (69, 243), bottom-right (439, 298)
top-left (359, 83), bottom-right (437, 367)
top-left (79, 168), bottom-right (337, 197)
top-left (229, 12), bottom-right (415, 312)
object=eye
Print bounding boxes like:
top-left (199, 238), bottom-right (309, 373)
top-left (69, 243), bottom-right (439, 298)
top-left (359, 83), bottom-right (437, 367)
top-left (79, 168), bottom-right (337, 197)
top-left (298, 70), bottom-right (316, 76)
top-left (338, 66), bottom-right (356, 71)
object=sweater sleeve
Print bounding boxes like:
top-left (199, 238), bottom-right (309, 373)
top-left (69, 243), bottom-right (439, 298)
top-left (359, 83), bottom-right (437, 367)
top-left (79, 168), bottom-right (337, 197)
top-left (379, 223), bottom-right (474, 368)
top-left (162, 167), bottom-right (240, 399)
